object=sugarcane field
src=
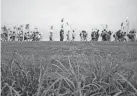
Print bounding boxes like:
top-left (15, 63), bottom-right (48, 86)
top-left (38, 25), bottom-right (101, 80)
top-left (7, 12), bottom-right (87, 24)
top-left (1, 0), bottom-right (137, 96)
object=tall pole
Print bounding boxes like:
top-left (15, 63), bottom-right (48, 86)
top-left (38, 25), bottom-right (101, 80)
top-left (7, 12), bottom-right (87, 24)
top-left (106, 24), bottom-right (108, 32)
top-left (61, 18), bottom-right (64, 29)
top-left (24, 24), bottom-right (29, 41)
top-left (126, 17), bottom-right (129, 34)
top-left (14, 26), bottom-right (17, 41)
top-left (7, 28), bottom-right (10, 41)
top-left (21, 25), bottom-right (24, 41)
top-left (121, 22), bottom-right (123, 31)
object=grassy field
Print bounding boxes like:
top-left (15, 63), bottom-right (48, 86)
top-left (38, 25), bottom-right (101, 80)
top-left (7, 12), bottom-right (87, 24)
top-left (1, 41), bottom-right (137, 96)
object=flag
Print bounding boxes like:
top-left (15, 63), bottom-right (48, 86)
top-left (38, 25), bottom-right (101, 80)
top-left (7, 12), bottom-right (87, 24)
top-left (121, 22), bottom-right (123, 27)
top-left (61, 18), bottom-right (64, 22)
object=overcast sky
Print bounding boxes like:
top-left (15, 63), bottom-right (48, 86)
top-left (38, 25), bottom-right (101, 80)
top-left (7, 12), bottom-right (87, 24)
top-left (1, 0), bottom-right (137, 41)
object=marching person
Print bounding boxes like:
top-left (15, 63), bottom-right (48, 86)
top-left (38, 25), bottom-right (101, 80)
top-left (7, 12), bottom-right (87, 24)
top-left (82, 30), bottom-right (88, 41)
top-left (66, 31), bottom-right (70, 41)
top-left (60, 28), bottom-right (64, 41)
top-left (79, 31), bottom-right (83, 41)
top-left (91, 29), bottom-right (96, 41)
top-left (49, 32), bottom-right (53, 41)
top-left (49, 26), bottom-right (53, 41)
top-left (72, 30), bottom-right (76, 41)
top-left (101, 29), bottom-right (106, 41)
top-left (8, 30), bottom-right (12, 41)
top-left (60, 18), bottom-right (64, 41)
top-left (12, 31), bottom-right (16, 41)
top-left (24, 33), bottom-right (27, 41)
top-left (26, 32), bottom-right (30, 41)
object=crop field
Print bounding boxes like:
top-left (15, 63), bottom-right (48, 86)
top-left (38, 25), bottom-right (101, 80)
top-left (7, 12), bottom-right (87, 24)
top-left (1, 41), bottom-right (137, 96)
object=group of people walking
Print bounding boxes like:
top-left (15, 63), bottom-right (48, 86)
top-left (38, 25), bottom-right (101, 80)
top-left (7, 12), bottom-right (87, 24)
top-left (49, 28), bottom-right (136, 42)
top-left (49, 28), bottom-right (76, 41)
top-left (49, 18), bottom-right (136, 42)
top-left (1, 24), bottom-right (42, 41)
top-left (49, 18), bottom-right (77, 41)
top-left (1, 18), bottom-right (137, 42)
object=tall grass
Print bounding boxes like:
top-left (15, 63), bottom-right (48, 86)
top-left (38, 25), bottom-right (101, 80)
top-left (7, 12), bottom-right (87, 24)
top-left (1, 49), bottom-right (137, 96)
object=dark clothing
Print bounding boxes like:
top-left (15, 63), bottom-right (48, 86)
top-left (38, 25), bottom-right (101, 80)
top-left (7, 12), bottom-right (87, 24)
top-left (60, 29), bottom-right (64, 41)
top-left (49, 36), bottom-right (52, 41)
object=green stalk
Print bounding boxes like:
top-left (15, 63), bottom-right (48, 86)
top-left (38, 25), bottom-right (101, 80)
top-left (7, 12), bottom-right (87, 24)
top-left (116, 73), bottom-right (137, 94)
top-left (8, 50), bottom-right (16, 77)
top-left (78, 81), bottom-right (82, 96)
top-left (5, 83), bottom-right (21, 96)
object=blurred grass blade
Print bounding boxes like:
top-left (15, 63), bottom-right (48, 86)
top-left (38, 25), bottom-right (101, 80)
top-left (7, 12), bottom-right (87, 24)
top-left (5, 83), bottom-right (21, 96)
top-left (116, 73), bottom-right (137, 94)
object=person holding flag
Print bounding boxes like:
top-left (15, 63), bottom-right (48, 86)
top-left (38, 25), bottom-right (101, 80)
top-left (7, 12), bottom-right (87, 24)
top-left (23, 24), bottom-right (29, 41)
top-left (49, 26), bottom-right (53, 41)
top-left (72, 30), bottom-right (76, 41)
top-left (121, 22), bottom-right (124, 31)
top-left (60, 27), bottom-right (64, 41)
top-left (49, 32), bottom-right (53, 41)
top-left (66, 31), bottom-right (70, 41)
top-left (60, 18), bottom-right (64, 41)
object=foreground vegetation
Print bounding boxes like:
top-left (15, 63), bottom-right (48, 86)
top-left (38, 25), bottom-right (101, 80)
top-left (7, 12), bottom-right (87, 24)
top-left (1, 41), bottom-right (137, 96)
